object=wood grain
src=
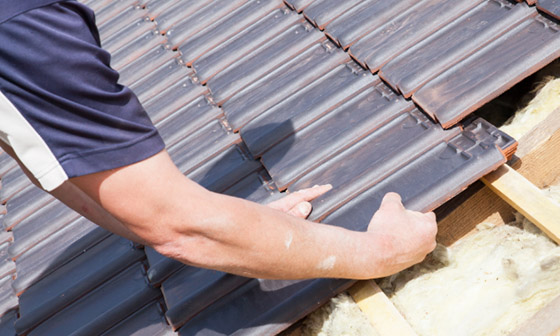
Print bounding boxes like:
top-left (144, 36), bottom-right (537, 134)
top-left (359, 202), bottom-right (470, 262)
top-left (482, 164), bottom-right (560, 244)
top-left (348, 280), bottom-right (417, 336)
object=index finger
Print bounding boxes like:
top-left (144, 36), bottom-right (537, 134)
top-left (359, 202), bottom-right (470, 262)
top-left (291, 184), bottom-right (333, 202)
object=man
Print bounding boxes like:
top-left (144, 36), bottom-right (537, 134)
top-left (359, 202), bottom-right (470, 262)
top-left (0, 0), bottom-right (437, 280)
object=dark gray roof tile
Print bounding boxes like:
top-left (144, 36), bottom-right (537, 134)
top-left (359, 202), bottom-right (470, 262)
top-left (102, 301), bottom-right (177, 336)
top-left (0, 276), bottom-right (17, 319)
top-left (187, 144), bottom-right (261, 193)
top-left (177, 0), bottom-right (285, 65)
top-left (538, 0), bottom-right (560, 20)
top-left (192, 8), bottom-right (300, 84)
top-left (165, 0), bottom-right (249, 48)
top-left (303, 0), bottom-right (364, 30)
top-left (380, 0), bottom-right (534, 98)
top-left (262, 80), bottom-right (412, 190)
top-left (12, 217), bottom-right (111, 295)
top-left (323, 120), bottom-right (507, 230)
top-left (223, 171), bottom-right (281, 204)
top-left (130, 58), bottom-right (193, 103)
top-left (0, 243), bottom-right (14, 280)
top-left (154, 1), bottom-right (218, 34)
top-left (98, 7), bottom-right (149, 42)
top-left (117, 45), bottom-right (177, 87)
top-left (290, 109), bottom-right (461, 222)
top-left (162, 268), bottom-right (250, 330)
top-left (3, 184), bottom-right (55, 231)
top-left (143, 78), bottom-right (208, 124)
top-left (167, 120), bottom-right (240, 175)
top-left (0, 153), bottom-right (17, 179)
top-left (111, 30), bottom-right (168, 71)
top-left (102, 18), bottom-right (156, 56)
top-left (16, 235), bottom-right (143, 334)
top-left (145, 247), bottom-right (181, 286)
top-left (413, 14), bottom-right (560, 128)
top-left (0, 168), bottom-right (30, 204)
top-left (27, 263), bottom-right (160, 336)
top-left (207, 20), bottom-right (325, 105)
top-left (9, 201), bottom-right (79, 260)
top-left (284, 0), bottom-right (318, 13)
top-left (224, 41), bottom-right (350, 132)
top-left (0, 309), bottom-right (16, 336)
top-left (324, 0), bottom-right (417, 49)
top-left (349, 0), bottom-right (484, 72)
top-left (177, 277), bottom-right (352, 335)
top-left (155, 96), bottom-right (223, 149)
top-left (239, 60), bottom-right (375, 158)
top-left (94, 0), bottom-right (140, 27)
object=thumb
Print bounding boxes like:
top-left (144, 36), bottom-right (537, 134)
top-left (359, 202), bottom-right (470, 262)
top-left (379, 192), bottom-right (404, 211)
top-left (288, 201), bottom-right (312, 219)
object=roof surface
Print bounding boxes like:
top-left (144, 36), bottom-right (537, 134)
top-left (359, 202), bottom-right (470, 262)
top-left (0, 0), bottom-right (557, 334)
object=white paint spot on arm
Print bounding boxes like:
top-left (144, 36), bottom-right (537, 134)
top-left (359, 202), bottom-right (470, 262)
top-left (285, 231), bottom-right (293, 250)
top-left (317, 256), bottom-right (336, 271)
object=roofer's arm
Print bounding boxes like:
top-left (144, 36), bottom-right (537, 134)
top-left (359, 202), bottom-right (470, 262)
top-left (69, 149), bottom-right (437, 280)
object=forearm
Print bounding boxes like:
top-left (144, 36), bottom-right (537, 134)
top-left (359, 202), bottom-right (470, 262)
top-left (156, 188), bottom-right (376, 279)
top-left (71, 150), bottom-right (436, 280)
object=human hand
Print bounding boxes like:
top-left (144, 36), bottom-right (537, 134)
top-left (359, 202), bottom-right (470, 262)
top-left (366, 192), bottom-right (437, 277)
top-left (266, 184), bottom-right (332, 219)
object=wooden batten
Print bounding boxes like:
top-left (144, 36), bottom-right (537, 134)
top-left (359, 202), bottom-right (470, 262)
top-left (482, 164), bottom-right (560, 244)
top-left (348, 280), bottom-right (417, 336)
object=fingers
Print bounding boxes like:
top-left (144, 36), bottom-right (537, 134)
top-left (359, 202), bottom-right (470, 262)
top-left (287, 201), bottom-right (313, 219)
top-left (424, 211), bottom-right (436, 221)
top-left (379, 192), bottom-right (404, 211)
top-left (292, 184), bottom-right (333, 203)
top-left (266, 184), bottom-right (332, 212)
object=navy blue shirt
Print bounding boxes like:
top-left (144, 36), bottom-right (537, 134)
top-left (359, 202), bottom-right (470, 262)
top-left (0, 0), bottom-right (72, 24)
top-left (0, 1), bottom-right (165, 191)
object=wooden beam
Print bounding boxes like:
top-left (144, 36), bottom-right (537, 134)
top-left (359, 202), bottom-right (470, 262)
top-left (348, 280), bottom-right (417, 336)
top-left (514, 107), bottom-right (560, 159)
top-left (510, 294), bottom-right (560, 336)
top-left (511, 122), bottom-right (560, 188)
top-left (482, 164), bottom-right (560, 244)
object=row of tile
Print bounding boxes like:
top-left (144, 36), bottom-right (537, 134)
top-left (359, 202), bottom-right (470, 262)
top-left (161, 118), bottom-right (515, 334)
top-left (100, 1), bottom-right (522, 334)
top-left (0, 1), bottom-right (171, 333)
top-left (1, 0), bottom-right (525, 335)
top-left (290, 0), bottom-right (560, 128)
top-left (2, 1), bottom-right (286, 334)
top-left (0, 151), bottom-right (16, 331)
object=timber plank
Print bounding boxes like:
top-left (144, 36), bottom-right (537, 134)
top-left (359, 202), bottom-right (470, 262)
top-left (482, 164), bottom-right (560, 244)
top-left (511, 122), bottom-right (560, 188)
top-left (348, 280), bottom-right (416, 336)
top-left (510, 294), bottom-right (560, 336)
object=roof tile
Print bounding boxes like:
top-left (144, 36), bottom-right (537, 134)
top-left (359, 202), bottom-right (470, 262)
top-left (16, 235), bottom-right (143, 334)
top-left (380, 0), bottom-right (534, 98)
top-left (13, 218), bottom-right (110, 295)
top-left (240, 60), bottom-right (375, 158)
top-left (192, 8), bottom-right (300, 83)
top-left (224, 41), bottom-right (350, 131)
top-left (207, 20), bottom-right (325, 104)
top-left (177, 0), bottom-right (285, 65)
top-left (349, 0), bottom-right (484, 72)
top-left (262, 81), bottom-right (412, 190)
top-left (27, 263), bottom-right (160, 336)
top-left (413, 13), bottom-right (560, 128)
